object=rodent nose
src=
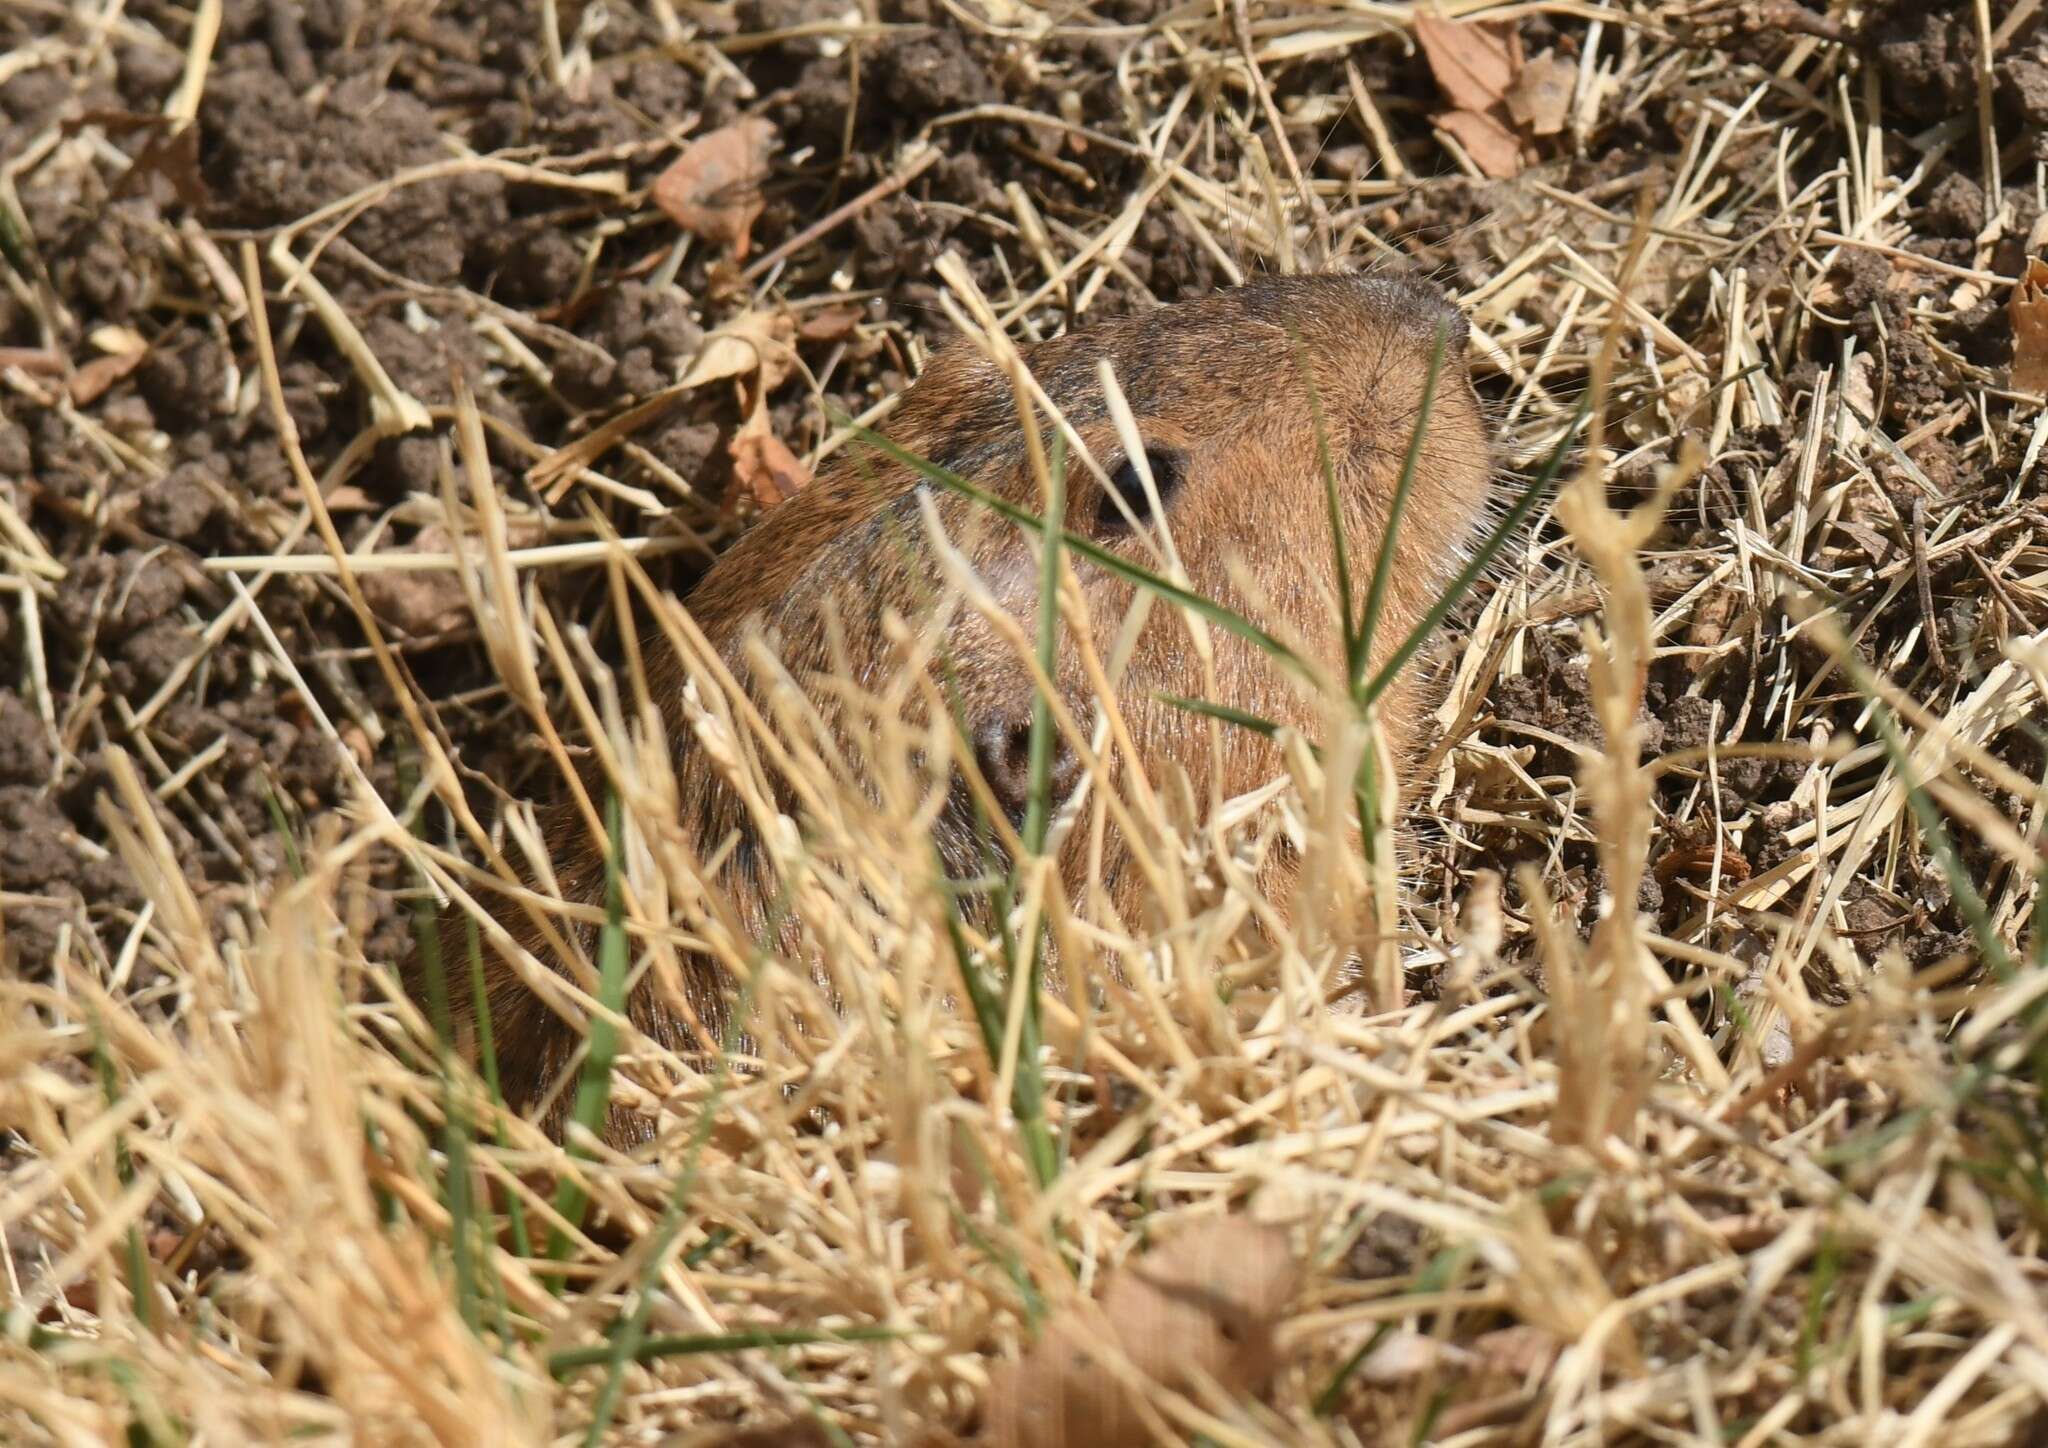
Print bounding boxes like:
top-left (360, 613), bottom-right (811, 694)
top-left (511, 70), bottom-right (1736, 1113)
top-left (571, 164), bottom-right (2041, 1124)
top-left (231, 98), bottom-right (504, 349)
top-left (972, 708), bottom-right (1081, 824)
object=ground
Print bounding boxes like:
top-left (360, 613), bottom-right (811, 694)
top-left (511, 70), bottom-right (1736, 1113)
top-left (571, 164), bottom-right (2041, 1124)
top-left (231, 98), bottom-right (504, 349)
top-left (4, 1), bottom-right (2048, 1445)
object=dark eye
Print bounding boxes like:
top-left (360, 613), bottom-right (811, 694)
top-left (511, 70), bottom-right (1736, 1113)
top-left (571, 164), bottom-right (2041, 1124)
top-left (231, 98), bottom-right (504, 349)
top-left (1095, 446), bottom-right (1186, 533)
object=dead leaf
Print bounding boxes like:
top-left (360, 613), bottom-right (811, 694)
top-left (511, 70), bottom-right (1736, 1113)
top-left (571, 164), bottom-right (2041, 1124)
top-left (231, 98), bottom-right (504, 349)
top-left (339, 722), bottom-right (373, 769)
top-left (361, 569), bottom-right (468, 637)
top-left (68, 348), bottom-right (148, 407)
top-left (2009, 256), bottom-right (2048, 394)
top-left (977, 1214), bottom-right (1300, 1448)
top-left (731, 406), bottom-right (810, 511)
top-left (1652, 841), bottom-right (1752, 888)
top-left (681, 309), bottom-right (798, 392)
top-left (1831, 518), bottom-right (1895, 567)
top-left (1414, 15), bottom-right (1520, 113)
top-left (1505, 51), bottom-right (1576, 136)
top-left (322, 485), bottom-right (379, 513)
top-left (797, 305), bottom-right (863, 343)
top-left (652, 118), bottom-right (777, 260)
top-left (1435, 108), bottom-right (1526, 180)
top-left (65, 111), bottom-right (207, 208)
top-left (120, 120), bottom-right (206, 209)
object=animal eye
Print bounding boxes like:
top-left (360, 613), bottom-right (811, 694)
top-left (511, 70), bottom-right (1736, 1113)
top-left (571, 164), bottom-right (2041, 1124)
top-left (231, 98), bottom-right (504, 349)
top-left (1096, 446), bottom-right (1186, 533)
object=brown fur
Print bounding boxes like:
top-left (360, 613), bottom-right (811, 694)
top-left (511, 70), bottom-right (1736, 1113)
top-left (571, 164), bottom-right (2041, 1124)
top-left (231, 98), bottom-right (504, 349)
top-left (408, 272), bottom-right (1496, 1147)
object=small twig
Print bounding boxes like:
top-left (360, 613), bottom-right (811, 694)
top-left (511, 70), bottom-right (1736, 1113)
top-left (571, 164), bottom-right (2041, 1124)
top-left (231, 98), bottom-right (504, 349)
top-left (743, 141), bottom-right (940, 282)
top-left (1232, 0), bottom-right (1327, 263)
top-left (202, 533), bottom-right (695, 576)
top-left (163, 0), bottom-right (222, 123)
top-left (1912, 497), bottom-right (1950, 679)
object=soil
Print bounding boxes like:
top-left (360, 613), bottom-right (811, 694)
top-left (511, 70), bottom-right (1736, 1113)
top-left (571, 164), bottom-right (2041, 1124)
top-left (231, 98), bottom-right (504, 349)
top-left (0, 0), bottom-right (2041, 1012)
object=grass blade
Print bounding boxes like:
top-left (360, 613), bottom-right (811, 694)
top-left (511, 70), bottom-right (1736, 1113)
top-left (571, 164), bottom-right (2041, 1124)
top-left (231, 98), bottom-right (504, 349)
top-left (92, 1025), bottom-right (152, 1333)
top-left (1157, 692), bottom-right (1290, 743)
top-left (1362, 394), bottom-right (1594, 707)
top-left (580, 893), bottom-right (792, 1441)
top-left (547, 790), bottom-right (633, 1267)
top-left (552, 1326), bottom-right (901, 1375)
top-left (1354, 321), bottom-right (1451, 696)
top-left (1292, 333), bottom-right (1356, 680)
top-left (1834, 663), bottom-right (2015, 981)
top-left (842, 421), bottom-right (1311, 683)
top-left (939, 851), bottom-right (1058, 1187)
top-left (1022, 429), bottom-right (1066, 857)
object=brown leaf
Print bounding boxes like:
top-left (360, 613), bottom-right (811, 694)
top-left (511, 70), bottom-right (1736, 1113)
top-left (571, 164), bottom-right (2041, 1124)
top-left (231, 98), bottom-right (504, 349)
top-left (652, 118), bottom-right (778, 260)
top-left (1505, 51), bottom-right (1576, 136)
top-left (797, 305), bottom-right (863, 343)
top-left (1831, 517), bottom-right (1896, 567)
top-left (681, 309), bottom-right (798, 392)
top-left (322, 485), bottom-right (379, 513)
top-left (67, 111), bottom-right (207, 208)
top-left (1652, 841), bottom-right (1752, 888)
top-left (731, 407), bottom-right (811, 511)
top-left (2010, 256), bottom-right (2048, 394)
top-left (120, 120), bottom-right (206, 209)
top-left (1435, 108), bottom-right (1526, 180)
top-left (977, 1214), bottom-right (1300, 1448)
top-left (68, 348), bottom-right (148, 407)
top-left (1414, 15), bottom-right (1520, 114)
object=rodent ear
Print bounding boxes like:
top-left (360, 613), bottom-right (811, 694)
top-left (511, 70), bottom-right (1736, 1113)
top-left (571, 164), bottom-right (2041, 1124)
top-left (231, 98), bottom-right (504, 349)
top-left (1095, 445), bottom-right (1187, 535)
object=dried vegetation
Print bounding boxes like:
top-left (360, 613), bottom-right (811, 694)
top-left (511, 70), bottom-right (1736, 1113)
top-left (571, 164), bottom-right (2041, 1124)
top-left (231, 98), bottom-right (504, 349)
top-left (4, 0), bottom-right (2048, 1443)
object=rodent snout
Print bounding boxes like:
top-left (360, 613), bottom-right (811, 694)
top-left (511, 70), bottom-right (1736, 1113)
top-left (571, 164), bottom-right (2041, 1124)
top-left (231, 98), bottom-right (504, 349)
top-left (971, 704), bottom-right (1082, 825)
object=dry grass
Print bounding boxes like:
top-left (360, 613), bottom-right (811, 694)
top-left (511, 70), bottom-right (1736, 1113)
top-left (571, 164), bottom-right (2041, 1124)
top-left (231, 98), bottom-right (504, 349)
top-left (6, 2), bottom-right (2048, 1445)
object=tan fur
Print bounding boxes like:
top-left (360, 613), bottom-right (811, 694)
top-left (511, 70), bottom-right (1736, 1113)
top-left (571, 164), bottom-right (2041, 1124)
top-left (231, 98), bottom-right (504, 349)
top-left (408, 272), bottom-right (1496, 1146)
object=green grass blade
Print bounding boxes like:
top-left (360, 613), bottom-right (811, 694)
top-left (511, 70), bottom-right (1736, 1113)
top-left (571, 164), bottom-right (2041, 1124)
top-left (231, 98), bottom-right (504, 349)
top-left (403, 853), bottom-right (479, 1333)
top-left (933, 633), bottom-right (1058, 1189)
top-left (1314, 1245), bottom-right (1465, 1416)
top-left (399, 747), bottom-right (504, 1333)
top-left (552, 1326), bottom-right (901, 1375)
top-left (1292, 334), bottom-right (1356, 680)
top-left (581, 892), bottom-right (790, 1442)
top-left (940, 854), bottom-right (1058, 1187)
top-left (1354, 322), bottom-right (1451, 697)
top-left (1313, 1323), bottom-right (1392, 1417)
top-left (1011, 428), bottom-right (1067, 1186)
top-left (1362, 394), bottom-right (1594, 707)
top-left (842, 422), bottom-right (1310, 683)
top-left (1157, 692), bottom-right (1297, 748)
top-left (1796, 1229), bottom-right (1843, 1376)
top-left (463, 915), bottom-right (532, 1261)
top-left (261, 782), bottom-right (305, 882)
top-left (92, 1025), bottom-right (153, 1333)
top-left (1023, 430), bottom-right (1066, 857)
top-left (547, 790), bottom-right (633, 1268)
top-left (1841, 675), bottom-right (2014, 981)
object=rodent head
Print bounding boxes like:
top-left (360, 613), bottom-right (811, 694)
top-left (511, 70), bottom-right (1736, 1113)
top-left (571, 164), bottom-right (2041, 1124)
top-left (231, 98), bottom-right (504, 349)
top-left (676, 269), bottom-right (1494, 926)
